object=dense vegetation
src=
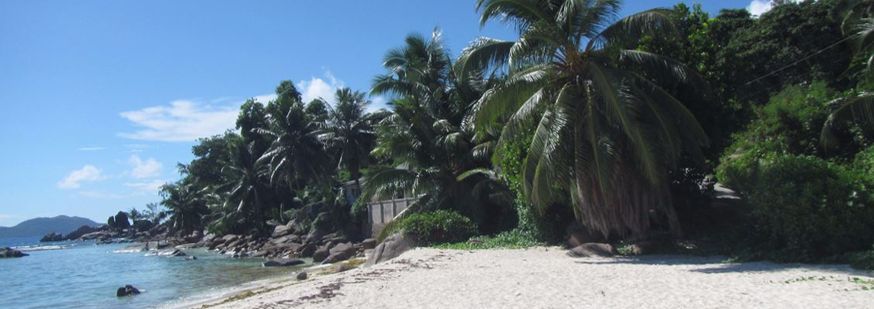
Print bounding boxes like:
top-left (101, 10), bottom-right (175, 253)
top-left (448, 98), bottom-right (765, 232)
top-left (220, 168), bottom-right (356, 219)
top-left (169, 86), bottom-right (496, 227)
top-left (119, 0), bottom-right (874, 267)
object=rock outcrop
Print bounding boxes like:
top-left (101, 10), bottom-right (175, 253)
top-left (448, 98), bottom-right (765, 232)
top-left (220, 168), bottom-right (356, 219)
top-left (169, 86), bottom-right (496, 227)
top-left (262, 258), bottom-right (305, 267)
top-left (322, 242), bottom-right (356, 264)
top-left (40, 232), bottom-right (64, 242)
top-left (567, 243), bottom-right (615, 257)
top-left (0, 247), bottom-right (28, 258)
top-left (366, 233), bottom-right (416, 266)
top-left (116, 285), bottom-right (140, 297)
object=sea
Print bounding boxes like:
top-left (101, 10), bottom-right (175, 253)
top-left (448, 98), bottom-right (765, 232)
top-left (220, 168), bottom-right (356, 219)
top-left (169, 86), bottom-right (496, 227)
top-left (0, 236), bottom-right (308, 308)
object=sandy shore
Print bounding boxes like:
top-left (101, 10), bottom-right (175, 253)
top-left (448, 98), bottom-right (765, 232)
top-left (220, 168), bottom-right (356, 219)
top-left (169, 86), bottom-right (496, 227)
top-left (188, 247), bottom-right (874, 309)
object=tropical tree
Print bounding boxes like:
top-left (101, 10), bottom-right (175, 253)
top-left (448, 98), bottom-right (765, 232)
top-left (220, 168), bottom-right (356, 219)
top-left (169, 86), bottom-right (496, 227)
top-left (216, 141), bottom-right (273, 233)
top-left (820, 0), bottom-right (874, 148)
top-left (459, 0), bottom-right (709, 238)
top-left (321, 88), bottom-right (380, 186)
top-left (160, 180), bottom-right (210, 235)
top-left (365, 30), bottom-right (514, 231)
top-left (256, 83), bottom-right (332, 221)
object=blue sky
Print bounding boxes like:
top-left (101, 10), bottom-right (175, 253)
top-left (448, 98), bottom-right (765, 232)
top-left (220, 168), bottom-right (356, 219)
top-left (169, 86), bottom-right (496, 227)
top-left (0, 0), bottom-right (763, 227)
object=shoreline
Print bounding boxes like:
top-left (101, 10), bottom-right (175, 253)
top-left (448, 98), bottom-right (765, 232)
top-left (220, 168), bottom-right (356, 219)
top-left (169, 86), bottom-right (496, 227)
top-left (170, 247), bottom-right (874, 309)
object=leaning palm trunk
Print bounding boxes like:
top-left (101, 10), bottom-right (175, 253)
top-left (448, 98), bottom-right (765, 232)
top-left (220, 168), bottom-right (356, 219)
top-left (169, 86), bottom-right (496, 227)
top-left (572, 160), bottom-right (678, 238)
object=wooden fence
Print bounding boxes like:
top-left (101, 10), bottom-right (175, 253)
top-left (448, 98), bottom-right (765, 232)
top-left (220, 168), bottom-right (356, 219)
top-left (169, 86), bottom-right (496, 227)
top-left (367, 197), bottom-right (417, 236)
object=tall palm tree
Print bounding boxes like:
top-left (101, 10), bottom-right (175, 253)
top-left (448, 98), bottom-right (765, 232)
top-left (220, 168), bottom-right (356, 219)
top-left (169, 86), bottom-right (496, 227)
top-left (257, 88), bottom-right (331, 193)
top-left (218, 141), bottom-right (272, 232)
top-left (460, 0), bottom-right (709, 238)
top-left (364, 31), bottom-right (513, 228)
top-left (321, 88), bottom-right (379, 187)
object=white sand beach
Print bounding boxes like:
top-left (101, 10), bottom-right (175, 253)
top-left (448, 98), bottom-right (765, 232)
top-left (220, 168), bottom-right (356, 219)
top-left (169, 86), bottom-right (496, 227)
top-left (191, 247), bottom-right (874, 309)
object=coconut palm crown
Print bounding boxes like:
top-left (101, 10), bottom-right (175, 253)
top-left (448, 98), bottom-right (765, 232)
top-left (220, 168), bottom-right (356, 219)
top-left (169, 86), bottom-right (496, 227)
top-left (459, 0), bottom-right (710, 238)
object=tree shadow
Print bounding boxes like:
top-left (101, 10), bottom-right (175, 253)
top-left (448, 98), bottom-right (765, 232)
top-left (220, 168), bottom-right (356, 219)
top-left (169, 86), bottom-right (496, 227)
top-left (572, 255), bottom-right (873, 277)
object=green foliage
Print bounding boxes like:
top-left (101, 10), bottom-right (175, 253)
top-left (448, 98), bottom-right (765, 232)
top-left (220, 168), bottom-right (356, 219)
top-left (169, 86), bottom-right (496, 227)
top-left (726, 1), bottom-right (853, 102)
top-left (719, 82), bottom-right (841, 165)
top-left (434, 228), bottom-right (544, 250)
top-left (719, 153), bottom-right (874, 260)
top-left (854, 145), bottom-right (874, 181)
top-left (363, 30), bottom-right (515, 233)
top-left (378, 210), bottom-right (478, 245)
top-left (849, 245), bottom-right (874, 270)
top-left (468, 0), bottom-right (710, 238)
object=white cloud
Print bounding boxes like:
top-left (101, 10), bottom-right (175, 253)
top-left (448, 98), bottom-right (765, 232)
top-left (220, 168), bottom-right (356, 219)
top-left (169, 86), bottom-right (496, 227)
top-left (253, 94), bottom-right (277, 104)
top-left (119, 100), bottom-right (239, 142)
top-left (119, 72), bottom-right (347, 142)
top-left (77, 146), bottom-right (105, 151)
top-left (370, 95), bottom-right (388, 111)
top-left (297, 71), bottom-right (344, 104)
top-left (128, 155), bottom-right (162, 179)
top-left (124, 180), bottom-right (167, 193)
top-left (58, 165), bottom-right (105, 189)
top-left (747, 0), bottom-right (801, 17)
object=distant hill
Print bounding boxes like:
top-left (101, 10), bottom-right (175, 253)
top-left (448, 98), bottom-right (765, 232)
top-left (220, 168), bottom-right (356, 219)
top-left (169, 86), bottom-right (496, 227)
top-left (0, 216), bottom-right (101, 238)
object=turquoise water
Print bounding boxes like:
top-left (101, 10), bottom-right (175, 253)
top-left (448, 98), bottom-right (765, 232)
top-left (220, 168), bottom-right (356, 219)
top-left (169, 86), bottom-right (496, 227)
top-left (0, 237), bottom-right (308, 308)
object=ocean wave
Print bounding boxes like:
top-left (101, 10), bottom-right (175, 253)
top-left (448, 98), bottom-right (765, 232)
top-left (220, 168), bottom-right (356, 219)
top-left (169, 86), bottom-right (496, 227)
top-left (14, 245), bottom-right (65, 252)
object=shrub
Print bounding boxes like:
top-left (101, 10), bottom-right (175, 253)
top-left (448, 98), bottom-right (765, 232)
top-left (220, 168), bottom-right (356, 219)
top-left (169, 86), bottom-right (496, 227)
top-left (378, 210), bottom-right (477, 245)
top-left (720, 153), bottom-right (874, 260)
top-left (849, 246), bottom-right (874, 270)
top-left (854, 146), bottom-right (874, 183)
top-left (435, 228), bottom-right (544, 250)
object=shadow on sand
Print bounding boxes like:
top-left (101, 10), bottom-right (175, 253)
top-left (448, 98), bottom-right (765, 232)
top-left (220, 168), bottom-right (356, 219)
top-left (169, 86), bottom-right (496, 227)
top-left (573, 255), bottom-right (873, 277)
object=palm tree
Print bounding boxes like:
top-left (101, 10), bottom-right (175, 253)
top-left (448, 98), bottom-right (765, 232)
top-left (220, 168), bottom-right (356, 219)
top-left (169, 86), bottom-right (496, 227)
top-left (217, 141), bottom-right (273, 232)
top-left (459, 0), bottom-right (709, 238)
top-left (160, 181), bottom-right (209, 235)
top-left (839, 0), bottom-right (873, 74)
top-left (257, 84), bottom-right (331, 221)
top-left (820, 1), bottom-right (874, 148)
top-left (364, 31), bottom-right (513, 228)
top-left (321, 88), bottom-right (380, 187)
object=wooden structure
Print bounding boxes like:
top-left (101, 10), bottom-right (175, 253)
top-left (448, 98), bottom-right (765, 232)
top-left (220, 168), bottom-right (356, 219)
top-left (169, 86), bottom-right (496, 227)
top-left (366, 197), bottom-right (417, 236)
top-left (342, 180), bottom-right (418, 237)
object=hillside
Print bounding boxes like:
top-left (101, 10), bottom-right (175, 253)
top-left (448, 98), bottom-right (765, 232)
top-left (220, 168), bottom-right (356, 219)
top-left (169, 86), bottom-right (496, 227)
top-left (0, 215), bottom-right (101, 238)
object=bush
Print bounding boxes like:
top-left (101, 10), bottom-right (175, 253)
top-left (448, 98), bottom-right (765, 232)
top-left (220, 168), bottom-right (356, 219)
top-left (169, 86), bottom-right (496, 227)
top-left (719, 153), bottom-right (874, 261)
top-left (435, 228), bottom-right (544, 250)
top-left (849, 246), bottom-right (874, 270)
top-left (378, 210), bottom-right (477, 245)
top-left (854, 146), bottom-right (874, 183)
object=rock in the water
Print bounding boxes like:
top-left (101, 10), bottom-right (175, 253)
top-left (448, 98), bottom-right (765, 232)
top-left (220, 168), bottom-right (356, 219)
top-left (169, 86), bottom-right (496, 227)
top-left (312, 246), bottom-right (330, 263)
top-left (567, 243), bottom-right (615, 258)
top-left (0, 247), bottom-right (28, 258)
top-left (365, 233), bottom-right (416, 266)
top-left (40, 232), bottom-right (64, 242)
top-left (322, 242), bottom-right (356, 264)
top-left (296, 271), bottom-right (308, 280)
top-left (185, 256), bottom-right (198, 260)
top-left (361, 238), bottom-right (378, 250)
top-left (156, 249), bottom-right (186, 257)
top-left (262, 258), bottom-right (305, 267)
top-left (116, 285), bottom-right (140, 297)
